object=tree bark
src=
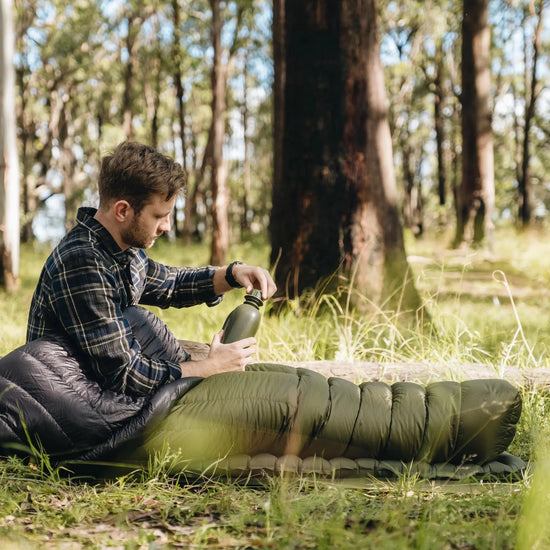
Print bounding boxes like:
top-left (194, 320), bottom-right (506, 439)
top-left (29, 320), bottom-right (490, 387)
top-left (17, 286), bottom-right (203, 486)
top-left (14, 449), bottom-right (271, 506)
top-left (270, 0), bottom-right (285, 269)
top-left (271, 1), bottom-right (345, 298)
top-left (342, 0), bottom-right (420, 310)
top-left (455, 0), bottom-right (495, 249)
top-left (433, 39), bottom-right (447, 208)
top-left (518, 0), bottom-right (544, 226)
top-left (208, 0), bottom-right (229, 265)
top-left (122, 12), bottom-right (143, 141)
top-left (0, 0), bottom-right (20, 292)
top-left (240, 51), bottom-right (252, 236)
top-left (144, 14), bottom-right (161, 149)
top-left (172, 0), bottom-right (188, 240)
top-left (271, 0), bottom-right (421, 315)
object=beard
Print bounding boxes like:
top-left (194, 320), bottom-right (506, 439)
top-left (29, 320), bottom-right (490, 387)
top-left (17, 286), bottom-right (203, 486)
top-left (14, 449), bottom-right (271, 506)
top-left (121, 220), bottom-right (162, 249)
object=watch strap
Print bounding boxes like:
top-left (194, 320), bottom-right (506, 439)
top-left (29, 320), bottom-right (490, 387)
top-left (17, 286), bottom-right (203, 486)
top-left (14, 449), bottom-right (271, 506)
top-left (225, 261), bottom-right (244, 288)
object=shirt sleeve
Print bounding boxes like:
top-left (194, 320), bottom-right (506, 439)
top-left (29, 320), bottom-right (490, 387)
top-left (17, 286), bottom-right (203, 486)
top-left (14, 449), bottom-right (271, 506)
top-left (139, 256), bottom-right (223, 309)
top-left (48, 252), bottom-right (182, 396)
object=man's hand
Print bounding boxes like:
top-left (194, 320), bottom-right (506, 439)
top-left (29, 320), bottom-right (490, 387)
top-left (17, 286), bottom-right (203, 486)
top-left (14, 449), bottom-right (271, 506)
top-left (213, 263), bottom-right (277, 299)
top-left (232, 264), bottom-right (277, 299)
top-left (179, 330), bottom-right (256, 378)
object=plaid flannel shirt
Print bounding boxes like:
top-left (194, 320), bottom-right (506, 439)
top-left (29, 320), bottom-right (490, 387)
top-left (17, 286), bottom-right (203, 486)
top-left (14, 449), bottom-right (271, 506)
top-left (26, 207), bottom-right (222, 396)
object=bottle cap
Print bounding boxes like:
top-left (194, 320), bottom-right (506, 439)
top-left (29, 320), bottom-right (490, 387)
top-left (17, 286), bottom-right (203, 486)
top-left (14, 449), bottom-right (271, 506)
top-left (245, 289), bottom-right (264, 307)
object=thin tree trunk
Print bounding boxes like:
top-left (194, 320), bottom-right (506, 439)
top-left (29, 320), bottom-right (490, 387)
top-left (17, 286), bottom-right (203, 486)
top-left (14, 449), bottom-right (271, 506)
top-left (172, 0), bottom-right (188, 240)
top-left (241, 53), bottom-right (251, 236)
top-left (270, 0), bottom-right (285, 271)
top-left (434, 39), bottom-right (447, 207)
top-left (518, 0), bottom-right (544, 226)
top-left (122, 13), bottom-right (142, 141)
top-left (184, 120), bottom-right (211, 241)
top-left (209, 0), bottom-right (229, 265)
top-left (451, 100), bottom-right (461, 230)
top-left (16, 65), bottom-right (35, 242)
top-left (144, 15), bottom-right (161, 149)
top-left (0, 0), bottom-right (20, 291)
top-left (455, 0), bottom-right (494, 249)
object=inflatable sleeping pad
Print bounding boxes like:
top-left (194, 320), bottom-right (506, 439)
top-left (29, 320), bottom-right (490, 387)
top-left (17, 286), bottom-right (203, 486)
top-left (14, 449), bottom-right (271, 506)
top-left (0, 307), bottom-right (525, 480)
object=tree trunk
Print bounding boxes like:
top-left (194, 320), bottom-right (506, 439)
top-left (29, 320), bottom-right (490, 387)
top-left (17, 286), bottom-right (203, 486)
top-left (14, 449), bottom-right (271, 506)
top-left (241, 52), bottom-right (251, 236)
top-left (16, 65), bottom-right (35, 243)
top-left (48, 86), bottom-right (79, 232)
top-left (518, 0), bottom-right (544, 226)
top-left (341, 0), bottom-right (419, 310)
top-left (270, 0), bottom-right (421, 315)
top-left (209, 0), bottom-right (229, 265)
top-left (433, 39), bottom-right (447, 208)
top-left (271, 1), bottom-right (345, 298)
top-left (122, 13), bottom-right (142, 141)
top-left (270, 0), bottom-right (285, 268)
top-left (0, 0), bottom-right (20, 292)
top-left (172, 0), bottom-right (195, 241)
top-left (144, 16), bottom-right (161, 150)
top-left (455, 0), bottom-right (495, 249)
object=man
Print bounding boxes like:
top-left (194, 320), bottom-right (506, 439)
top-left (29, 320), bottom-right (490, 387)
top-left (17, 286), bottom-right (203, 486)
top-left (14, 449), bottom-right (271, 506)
top-left (27, 141), bottom-right (277, 397)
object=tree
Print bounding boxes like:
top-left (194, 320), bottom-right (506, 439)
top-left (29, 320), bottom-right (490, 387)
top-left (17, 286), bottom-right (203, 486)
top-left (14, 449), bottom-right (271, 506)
top-left (209, 0), bottom-right (230, 265)
top-left (0, 0), bottom-right (20, 291)
top-left (383, 3), bottom-right (427, 237)
top-left (454, 0), bottom-right (495, 248)
top-left (208, 0), bottom-right (251, 265)
top-left (270, 0), bottom-right (421, 315)
top-left (517, 0), bottom-right (546, 226)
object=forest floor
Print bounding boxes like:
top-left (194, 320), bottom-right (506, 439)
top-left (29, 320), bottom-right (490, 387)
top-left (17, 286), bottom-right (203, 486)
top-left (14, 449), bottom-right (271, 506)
top-left (1, 229), bottom-right (550, 549)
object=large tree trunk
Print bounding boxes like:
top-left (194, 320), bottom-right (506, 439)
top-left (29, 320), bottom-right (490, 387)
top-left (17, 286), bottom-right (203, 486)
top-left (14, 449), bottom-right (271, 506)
top-left (0, 0), bottom-right (20, 292)
top-left (341, 0), bottom-right (419, 309)
top-left (208, 0), bottom-right (229, 265)
top-left (270, 0), bottom-right (421, 315)
top-left (455, 0), bottom-right (495, 249)
top-left (270, 1), bottom-right (345, 298)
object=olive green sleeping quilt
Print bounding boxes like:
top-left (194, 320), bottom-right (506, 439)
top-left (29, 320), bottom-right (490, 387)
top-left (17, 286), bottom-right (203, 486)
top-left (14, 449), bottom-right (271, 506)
top-left (135, 364), bottom-right (523, 479)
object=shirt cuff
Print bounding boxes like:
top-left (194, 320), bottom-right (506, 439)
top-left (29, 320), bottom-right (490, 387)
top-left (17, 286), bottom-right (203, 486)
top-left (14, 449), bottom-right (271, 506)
top-left (204, 266), bottom-right (224, 307)
top-left (167, 360), bottom-right (183, 382)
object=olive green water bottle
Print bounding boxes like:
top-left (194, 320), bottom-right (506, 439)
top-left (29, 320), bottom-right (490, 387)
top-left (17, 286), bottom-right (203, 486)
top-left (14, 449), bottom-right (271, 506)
top-left (221, 289), bottom-right (263, 343)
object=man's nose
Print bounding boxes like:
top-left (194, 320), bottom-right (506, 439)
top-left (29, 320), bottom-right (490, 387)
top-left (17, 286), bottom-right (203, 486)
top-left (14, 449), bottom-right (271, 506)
top-left (159, 215), bottom-right (171, 232)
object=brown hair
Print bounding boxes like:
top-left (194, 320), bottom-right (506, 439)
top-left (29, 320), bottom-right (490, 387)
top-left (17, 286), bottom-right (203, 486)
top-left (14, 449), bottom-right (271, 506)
top-left (98, 141), bottom-right (186, 214)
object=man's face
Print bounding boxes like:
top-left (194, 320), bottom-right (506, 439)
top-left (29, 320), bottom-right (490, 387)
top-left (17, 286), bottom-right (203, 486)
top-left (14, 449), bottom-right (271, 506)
top-left (121, 194), bottom-right (175, 249)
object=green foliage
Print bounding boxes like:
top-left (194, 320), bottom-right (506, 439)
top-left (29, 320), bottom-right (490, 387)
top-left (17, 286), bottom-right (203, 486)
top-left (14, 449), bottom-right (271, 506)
top-left (14, 0), bottom-right (274, 243)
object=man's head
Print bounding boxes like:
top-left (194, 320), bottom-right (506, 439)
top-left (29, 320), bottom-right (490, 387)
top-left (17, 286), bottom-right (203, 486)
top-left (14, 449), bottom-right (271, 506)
top-left (95, 142), bottom-right (186, 249)
top-left (98, 141), bottom-right (186, 215)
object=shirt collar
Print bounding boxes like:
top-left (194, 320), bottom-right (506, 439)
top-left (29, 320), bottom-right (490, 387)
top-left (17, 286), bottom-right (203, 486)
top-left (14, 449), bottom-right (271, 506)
top-left (76, 207), bottom-right (139, 264)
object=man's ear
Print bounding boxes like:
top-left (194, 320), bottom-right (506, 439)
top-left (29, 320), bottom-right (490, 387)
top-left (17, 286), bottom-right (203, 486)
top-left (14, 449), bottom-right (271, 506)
top-left (113, 200), bottom-right (132, 222)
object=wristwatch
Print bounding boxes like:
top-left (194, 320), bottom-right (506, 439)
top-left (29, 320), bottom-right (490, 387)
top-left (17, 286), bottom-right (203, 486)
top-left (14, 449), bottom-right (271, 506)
top-left (225, 261), bottom-right (244, 288)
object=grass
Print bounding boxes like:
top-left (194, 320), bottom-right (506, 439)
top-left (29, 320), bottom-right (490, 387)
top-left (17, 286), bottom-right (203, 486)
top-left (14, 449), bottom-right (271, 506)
top-left (1, 228), bottom-right (550, 548)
